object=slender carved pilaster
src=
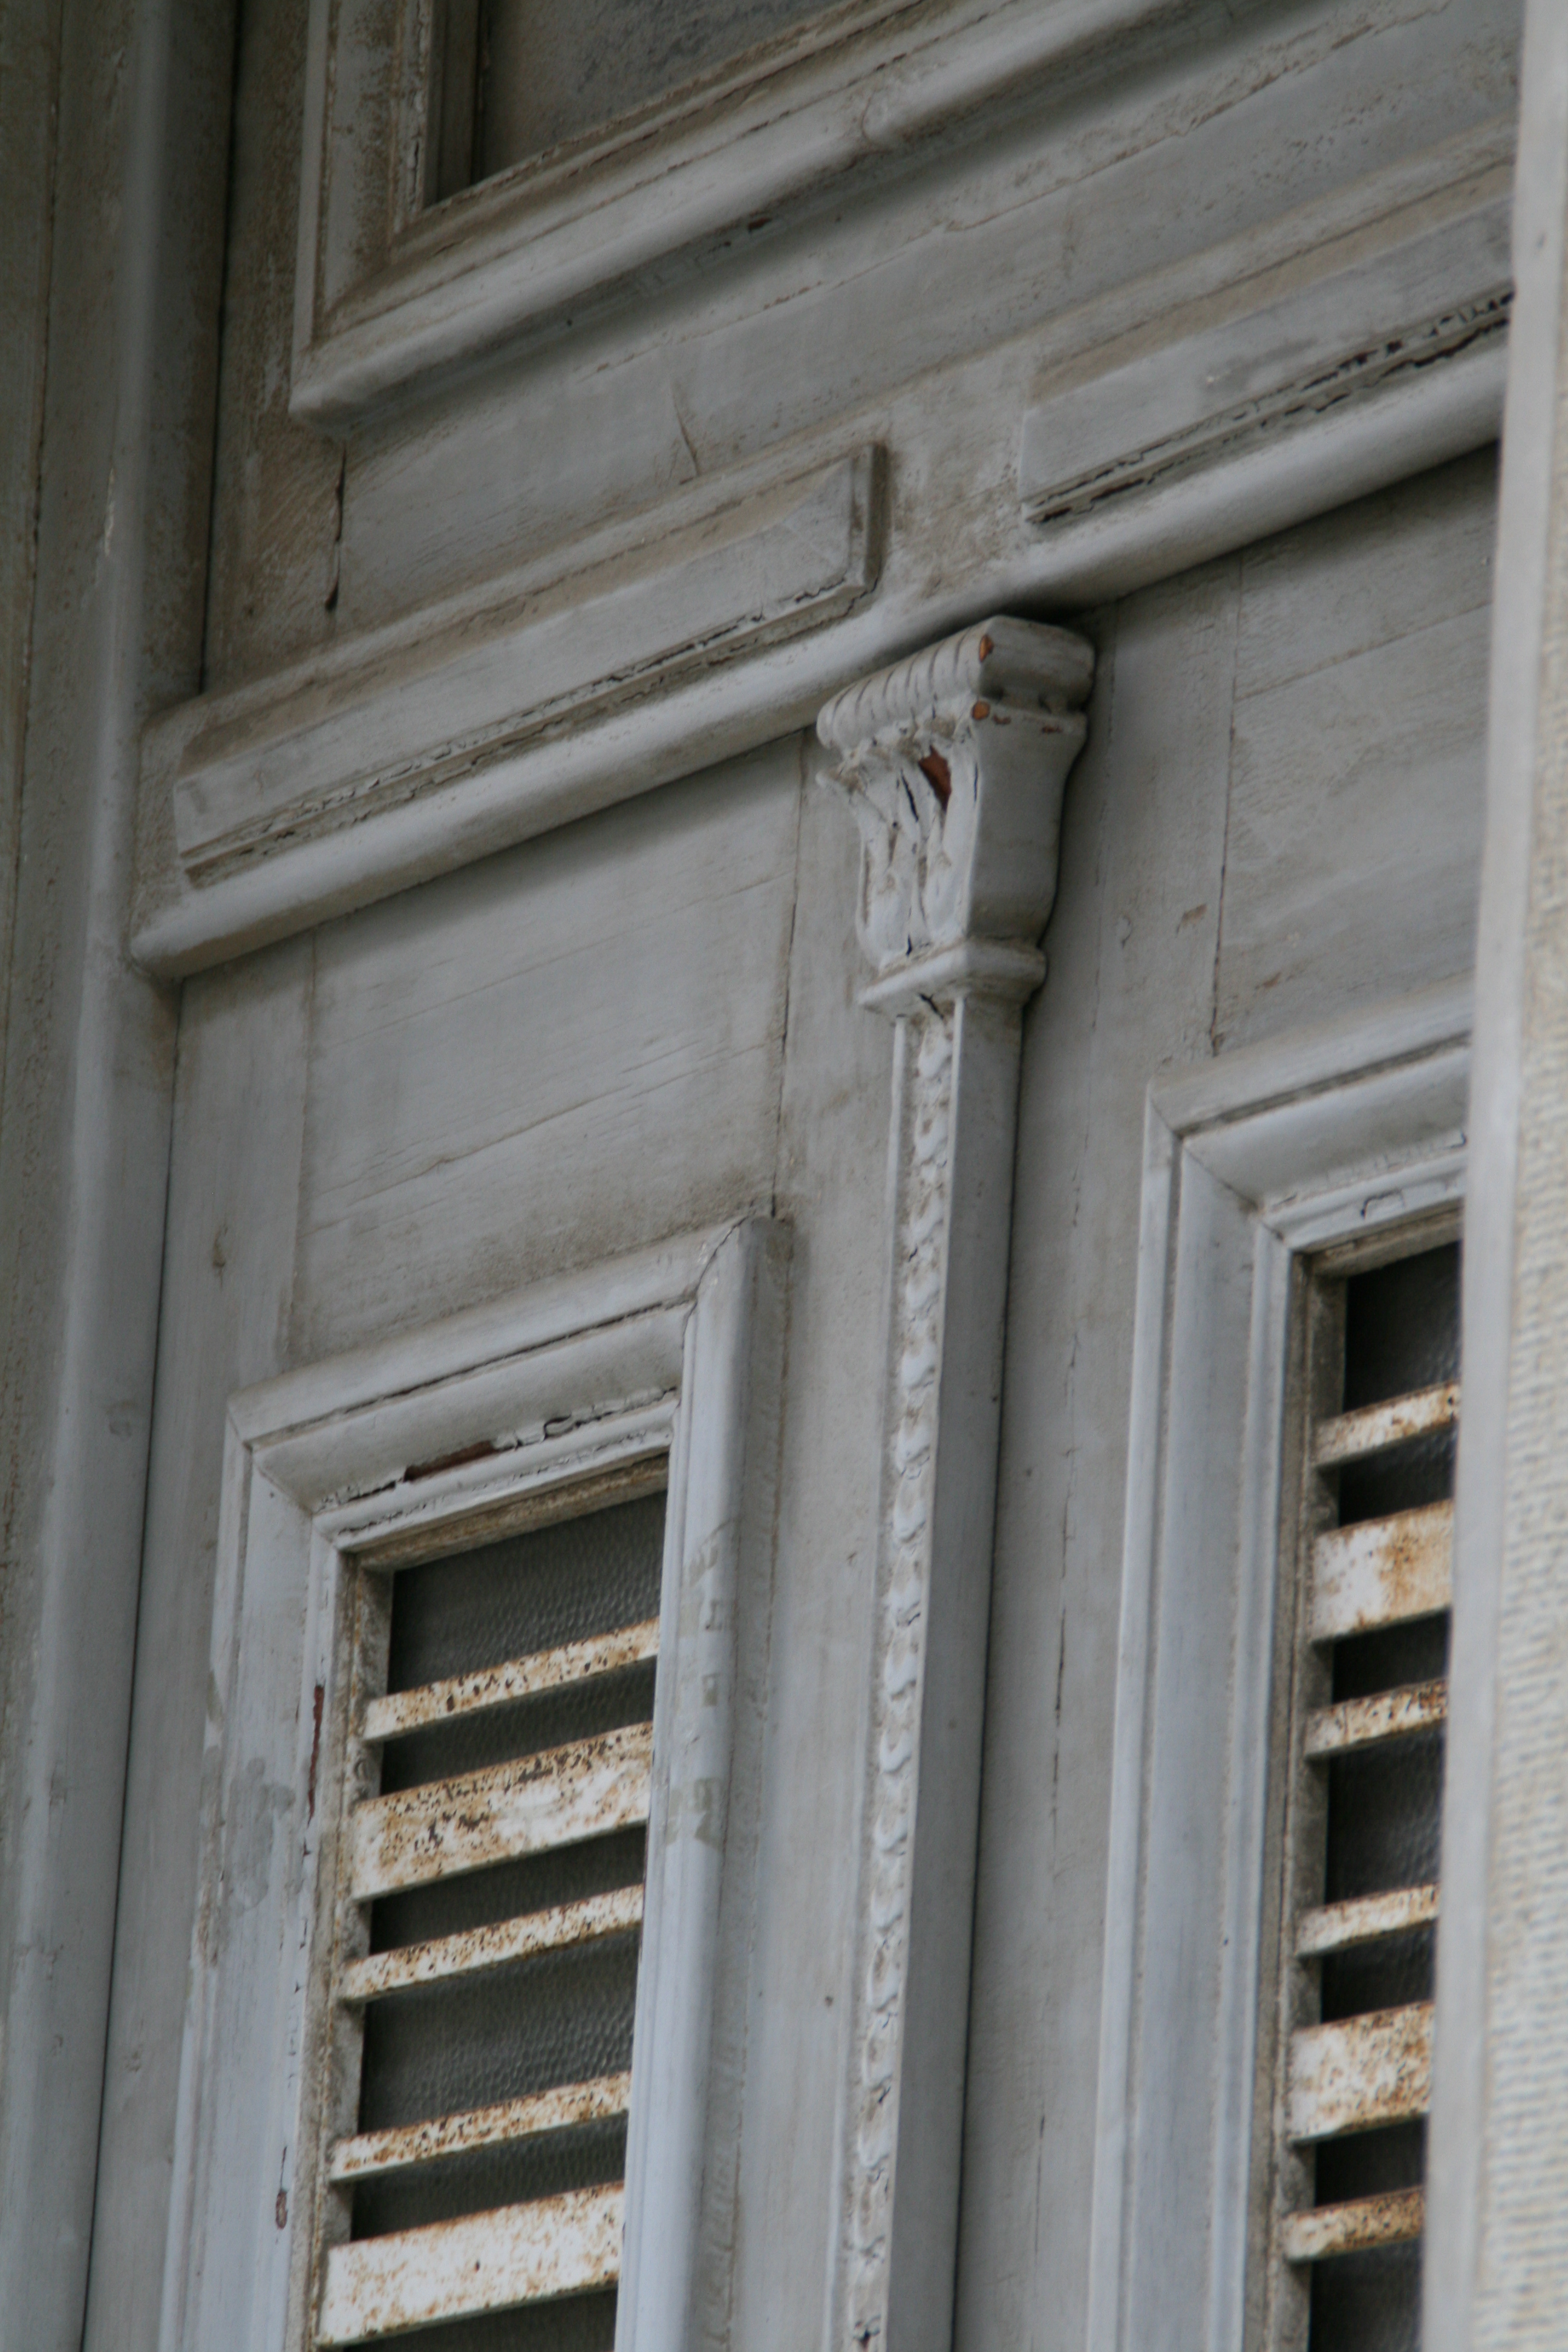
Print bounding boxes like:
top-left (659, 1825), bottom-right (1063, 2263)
top-left (818, 618), bottom-right (1094, 2352)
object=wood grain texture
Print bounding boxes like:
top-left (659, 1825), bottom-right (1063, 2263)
top-left (1215, 450), bottom-right (1496, 1048)
top-left (292, 744), bottom-right (798, 1358)
top-left (82, 939), bottom-right (314, 2352)
top-left (956, 558), bottom-right (1238, 2352)
top-left (725, 765), bottom-right (892, 2352)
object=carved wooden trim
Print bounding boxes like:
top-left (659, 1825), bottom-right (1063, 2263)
top-left (817, 617), bottom-right (1093, 2351)
top-left (818, 618), bottom-right (1094, 1014)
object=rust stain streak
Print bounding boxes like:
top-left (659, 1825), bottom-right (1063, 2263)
top-left (337, 1884), bottom-right (645, 2005)
top-left (1311, 1501), bottom-right (1452, 1642)
top-left (348, 1722), bottom-right (653, 1901)
top-left (1304, 1676), bottom-right (1448, 1759)
top-left (1281, 2186), bottom-right (1423, 2264)
top-left (916, 749), bottom-right (952, 805)
top-left (363, 1619), bottom-right (659, 1743)
top-left (404, 1437), bottom-right (502, 1483)
top-left (1287, 2002), bottom-right (1433, 2143)
top-left (328, 2073), bottom-right (632, 2182)
top-left (1315, 1381), bottom-right (1459, 1468)
top-left (307, 1682), bottom-right (325, 1820)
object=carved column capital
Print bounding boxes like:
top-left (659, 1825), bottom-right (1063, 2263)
top-left (819, 615), bottom-right (1094, 2352)
top-left (817, 616), bottom-right (1094, 1015)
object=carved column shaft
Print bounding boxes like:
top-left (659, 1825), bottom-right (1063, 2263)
top-left (818, 619), bottom-right (1094, 2352)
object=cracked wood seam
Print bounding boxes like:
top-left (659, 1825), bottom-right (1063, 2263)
top-left (816, 615), bottom-right (1094, 2352)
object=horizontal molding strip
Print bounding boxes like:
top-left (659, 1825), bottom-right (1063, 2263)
top-left (1287, 2002), bottom-right (1434, 2143)
top-left (317, 2182), bottom-right (624, 2342)
top-left (1311, 1501), bottom-right (1453, 1642)
top-left (1304, 1678), bottom-right (1449, 1759)
top-left (1019, 197), bottom-right (1510, 525)
top-left (1281, 2187), bottom-right (1425, 2265)
top-left (294, 0), bottom-right (1207, 425)
top-left (1315, 1383), bottom-right (1460, 1468)
top-left (362, 1619), bottom-right (660, 1743)
top-left (1297, 1884), bottom-right (1439, 1959)
top-left (167, 448), bottom-right (881, 889)
top-left (347, 1722), bottom-right (653, 1900)
top-left (327, 2074), bottom-right (632, 2182)
top-left (338, 1883), bottom-right (645, 2004)
top-left (132, 160), bottom-right (1509, 978)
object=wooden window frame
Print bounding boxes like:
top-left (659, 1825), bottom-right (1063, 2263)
top-left (1086, 979), bottom-right (1470, 2352)
top-left (157, 1218), bottom-right (787, 2352)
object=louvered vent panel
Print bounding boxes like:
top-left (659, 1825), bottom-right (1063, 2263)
top-left (316, 1488), bottom-right (666, 2349)
top-left (1278, 1242), bottom-right (1459, 2351)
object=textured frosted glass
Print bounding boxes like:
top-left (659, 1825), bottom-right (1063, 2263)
top-left (371, 1826), bottom-right (647, 1955)
top-left (1340, 1244), bottom-right (1461, 1411)
top-left (1324, 1733), bottom-right (1445, 1903)
top-left (359, 1931), bottom-right (639, 2130)
top-left (379, 1661), bottom-right (657, 1795)
top-left (381, 2290), bottom-right (616, 2349)
top-left (353, 2116), bottom-right (627, 2238)
top-left (1310, 2241), bottom-right (1420, 2352)
top-left (385, 1493), bottom-right (665, 1692)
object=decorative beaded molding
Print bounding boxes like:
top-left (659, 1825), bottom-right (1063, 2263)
top-left (817, 616), bottom-right (1093, 2351)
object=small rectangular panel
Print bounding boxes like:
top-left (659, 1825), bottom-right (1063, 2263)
top-left (317, 2181), bottom-right (624, 2342)
top-left (1310, 1502), bottom-right (1452, 1642)
top-left (169, 451), bottom-right (880, 884)
top-left (348, 1722), bottom-right (653, 1899)
top-left (1287, 2002), bottom-right (1433, 2143)
top-left (1280, 2187), bottom-right (1424, 2264)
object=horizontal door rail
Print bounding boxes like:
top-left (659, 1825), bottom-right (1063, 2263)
top-left (318, 2182), bottom-right (624, 2344)
top-left (338, 1883), bottom-right (645, 2005)
top-left (328, 2073), bottom-right (633, 2182)
top-left (363, 1619), bottom-right (661, 1743)
top-left (1311, 1502), bottom-right (1452, 1642)
top-left (348, 1722), bottom-right (653, 1901)
top-left (1304, 1678), bottom-right (1448, 1759)
top-left (1288, 2001), bottom-right (1433, 2143)
top-left (1296, 1883), bottom-right (1438, 1959)
top-left (1314, 1382), bottom-right (1459, 1468)
top-left (1280, 2186), bottom-right (1425, 2264)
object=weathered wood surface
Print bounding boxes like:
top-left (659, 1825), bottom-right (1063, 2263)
top-left (81, 947), bottom-right (314, 2352)
top-left (292, 745), bottom-right (799, 1359)
top-left (0, 0), bottom-right (234, 2344)
top-left (958, 558), bottom-right (1238, 2352)
top-left (1216, 449), bottom-right (1495, 1048)
top-left (126, 0), bottom-right (1518, 976)
top-left (31, 0), bottom-right (1514, 2330)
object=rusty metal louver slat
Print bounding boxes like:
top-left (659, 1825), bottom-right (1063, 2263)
top-left (312, 1489), bottom-right (665, 2347)
top-left (1275, 1239), bottom-right (1459, 2345)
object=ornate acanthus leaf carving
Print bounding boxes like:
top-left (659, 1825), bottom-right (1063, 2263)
top-left (816, 616), bottom-right (1095, 1012)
